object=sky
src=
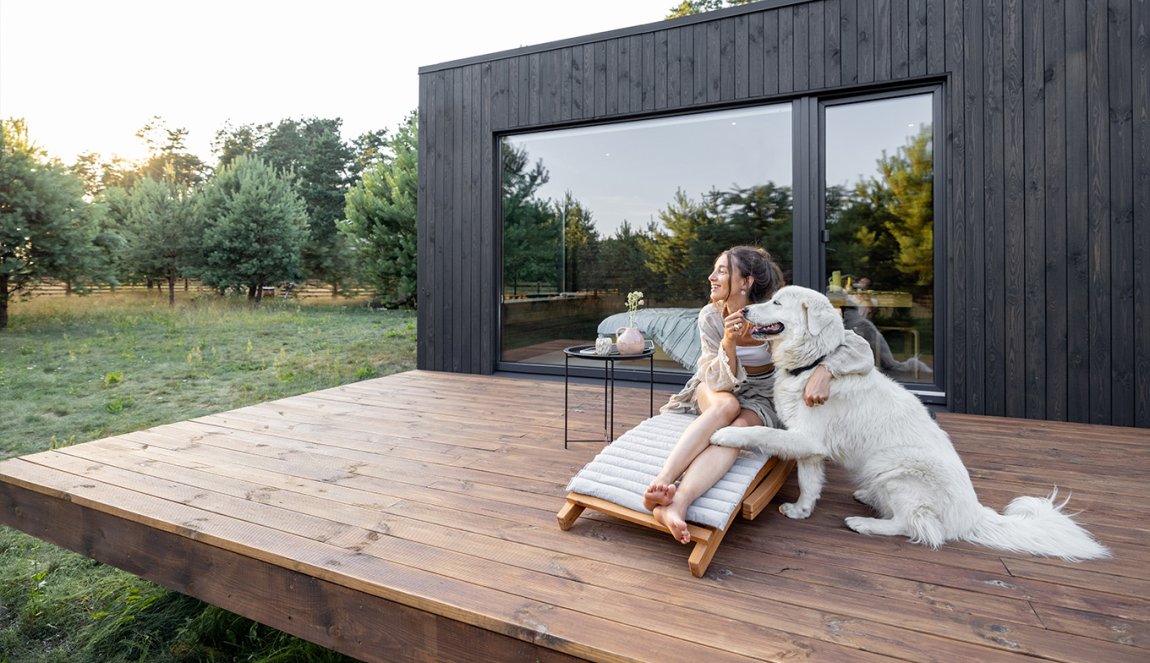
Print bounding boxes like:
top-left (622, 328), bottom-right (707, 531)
top-left (0, 0), bottom-right (676, 165)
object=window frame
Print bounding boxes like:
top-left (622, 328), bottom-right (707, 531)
top-left (494, 84), bottom-right (946, 402)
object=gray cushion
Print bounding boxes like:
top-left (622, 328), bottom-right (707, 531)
top-left (565, 413), bottom-right (770, 530)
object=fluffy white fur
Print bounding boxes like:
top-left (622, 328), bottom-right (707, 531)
top-left (711, 285), bottom-right (1110, 561)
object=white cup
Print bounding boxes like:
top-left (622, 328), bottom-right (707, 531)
top-left (594, 336), bottom-right (613, 355)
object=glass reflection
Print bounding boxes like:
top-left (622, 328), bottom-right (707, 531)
top-left (824, 94), bottom-right (935, 383)
top-left (501, 105), bottom-right (793, 372)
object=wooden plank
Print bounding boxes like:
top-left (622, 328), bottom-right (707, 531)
top-left (764, 7), bottom-right (780, 95)
top-left (875, 0), bottom-right (892, 81)
top-left (857, 0), bottom-right (875, 83)
top-left (629, 34), bottom-right (643, 112)
top-left (1086, 0), bottom-right (1113, 424)
top-left (807, 0), bottom-right (825, 89)
top-left (594, 41), bottom-right (607, 117)
top-left (1109, 0), bottom-right (1135, 426)
top-left (778, 5), bottom-right (795, 93)
top-left (824, 0), bottom-right (841, 87)
top-left (560, 47), bottom-right (573, 122)
top-left (694, 22), bottom-right (707, 104)
top-left (1136, 0), bottom-right (1150, 427)
top-left (666, 24), bottom-right (681, 109)
top-left (891, 0), bottom-right (909, 78)
top-left (927, 0), bottom-right (946, 74)
top-left (1003, 0), bottom-right (1027, 419)
top-left (1043, 0), bottom-right (1069, 422)
top-left (748, 10), bottom-right (764, 97)
top-left (734, 13), bottom-right (749, 98)
top-left (654, 30), bottom-right (668, 110)
top-left (792, 3), bottom-right (809, 90)
top-left (965, 0), bottom-right (987, 414)
top-left (605, 39), bottom-right (618, 115)
top-left (679, 25), bottom-right (694, 107)
top-left (707, 20), bottom-right (722, 103)
top-left (720, 17), bottom-right (736, 101)
top-left (841, 0), bottom-right (859, 85)
top-left (984, 0), bottom-right (1007, 417)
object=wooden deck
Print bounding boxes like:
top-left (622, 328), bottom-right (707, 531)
top-left (0, 370), bottom-right (1146, 662)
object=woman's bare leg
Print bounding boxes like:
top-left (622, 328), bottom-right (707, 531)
top-left (650, 407), bottom-right (764, 544)
top-left (644, 383), bottom-right (739, 511)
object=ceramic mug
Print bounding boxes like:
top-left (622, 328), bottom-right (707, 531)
top-left (594, 336), bottom-right (613, 355)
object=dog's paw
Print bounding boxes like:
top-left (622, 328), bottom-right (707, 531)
top-left (710, 426), bottom-right (751, 449)
top-left (852, 489), bottom-right (876, 508)
top-left (844, 516), bottom-right (876, 534)
top-left (779, 502), bottom-right (812, 519)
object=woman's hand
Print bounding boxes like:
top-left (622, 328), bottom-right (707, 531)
top-left (722, 309), bottom-right (749, 342)
top-left (803, 364), bottom-right (831, 406)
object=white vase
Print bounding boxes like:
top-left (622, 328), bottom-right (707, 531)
top-left (615, 326), bottom-right (645, 355)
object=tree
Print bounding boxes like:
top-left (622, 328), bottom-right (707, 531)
top-left (195, 155), bottom-right (309, 302)
top-left (645, 189), bottom-right (721, 297)
top-left (120, 178), bottom-right (199, 305)
top-left (499, 143), bottom-right (558, 295)
top-left (343, 113), bottom-right (418, 306)
top-left (877, 125), bottom-right (934, 286)
top-left (0, 119), bottom-right (106, 328)
top-left (135, 116), bottom-right (209, 190)
top-left (556, 192), bottom-right (600, 293)
top-left (257, 118), bottom-right (356, 293)
top-left (666, 0), bottom-right (754, 19)
top-left (212, 121), bottom-right (271, 169)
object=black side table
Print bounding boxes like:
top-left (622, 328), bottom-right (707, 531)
top-left (563, 343), bottom-right (655, 448)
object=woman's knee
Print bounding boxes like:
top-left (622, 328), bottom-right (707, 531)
top-left (730, 410), bottom-right (764, 428)
top-left (707, 394), bottom-right (742, 421)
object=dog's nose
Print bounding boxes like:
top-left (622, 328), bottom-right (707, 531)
top-left (742, 306), bottom-right (750, 315)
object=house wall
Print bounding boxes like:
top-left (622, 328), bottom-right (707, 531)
top-left (417, 0), bottom-right (1149, 427)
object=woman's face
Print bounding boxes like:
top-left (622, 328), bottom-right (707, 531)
top-left (708, 253), bottom-right (741, 303)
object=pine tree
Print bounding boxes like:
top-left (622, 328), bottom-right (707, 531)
top-left (195, 155), bottom-right (309, 301)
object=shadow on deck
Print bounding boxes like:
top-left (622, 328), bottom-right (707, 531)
top-left (0, 370), bottom-right (1146, 662)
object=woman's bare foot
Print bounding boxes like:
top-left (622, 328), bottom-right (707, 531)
top-left (643, 481), bottom-right (676, 511)
top-left (652, 503), bottom-right (692, 544)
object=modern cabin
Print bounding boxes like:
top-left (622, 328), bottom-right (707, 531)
top-left (417, 0), bottom-right (1149, 428)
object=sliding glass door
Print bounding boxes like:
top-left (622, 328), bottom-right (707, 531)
top-left (823, 92), bottom-right (938, 387)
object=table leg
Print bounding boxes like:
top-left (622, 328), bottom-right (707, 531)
top-left (564, 353), bottom-right (570, 449)
top-left (649, 352), bottom-right (654, 417)
top-left (608, 359), bottom-right (615, 441)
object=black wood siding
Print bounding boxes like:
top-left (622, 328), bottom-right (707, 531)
top-left (418, 0), bottom-right (1150, 428)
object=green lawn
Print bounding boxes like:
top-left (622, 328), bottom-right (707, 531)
top-left (0, 292), bottom-right (416, 662)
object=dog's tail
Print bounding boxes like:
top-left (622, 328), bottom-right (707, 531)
top-left (962, 488), bottom-right (1111, 561)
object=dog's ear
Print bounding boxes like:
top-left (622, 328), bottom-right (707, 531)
top-left (802, 298), bottom-right (840, 337)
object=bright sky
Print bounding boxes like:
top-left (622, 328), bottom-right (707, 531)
top-left (0, 0), bottom-right (675, 165)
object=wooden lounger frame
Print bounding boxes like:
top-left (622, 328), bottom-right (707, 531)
top-left (557, 457), bottom-right (795, 577)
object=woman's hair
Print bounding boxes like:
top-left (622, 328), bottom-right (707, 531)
top-left (725, 245), bottom-right (785, 304)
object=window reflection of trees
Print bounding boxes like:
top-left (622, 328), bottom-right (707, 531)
top-left (826, 121), bottom-right (935, 383)
top-left (501, 150), bottom-right (795, 306)
top-left (826, 125), bottom-right (933, 291)
top-left (500, 101), bottom-right (934, 384)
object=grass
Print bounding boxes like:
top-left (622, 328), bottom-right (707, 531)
top-left (0, 291), bottom-right (417, 662)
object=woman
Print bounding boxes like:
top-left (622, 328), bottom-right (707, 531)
top-left (643, 246), bottom-right (874, 543)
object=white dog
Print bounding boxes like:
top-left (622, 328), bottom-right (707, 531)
top-left (711, 285), bottom-right (1110, 561)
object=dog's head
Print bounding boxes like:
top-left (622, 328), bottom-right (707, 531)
top-left (744, 285), bottom-right (845, 369)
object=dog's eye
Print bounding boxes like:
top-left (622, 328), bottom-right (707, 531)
top-left (772, 300), bottom-right (781, 306)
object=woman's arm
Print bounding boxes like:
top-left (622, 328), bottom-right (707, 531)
top-left (694, 306), bottom-right (744, 391)
top-left (803, 329), bottom-right (874, 406)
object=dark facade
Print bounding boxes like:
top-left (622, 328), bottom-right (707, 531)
top-left (417, 0), bottom-right (1149, 428)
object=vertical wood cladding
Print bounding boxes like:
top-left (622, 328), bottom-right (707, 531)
top-left (418, 0), bottom-right (1150, 428)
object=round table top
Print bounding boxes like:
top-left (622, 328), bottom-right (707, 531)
top-left (564, 343), bottom-right (654, 360)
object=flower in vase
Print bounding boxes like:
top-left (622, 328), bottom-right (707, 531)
top-left (626, 290), bottom-right (644, 328)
